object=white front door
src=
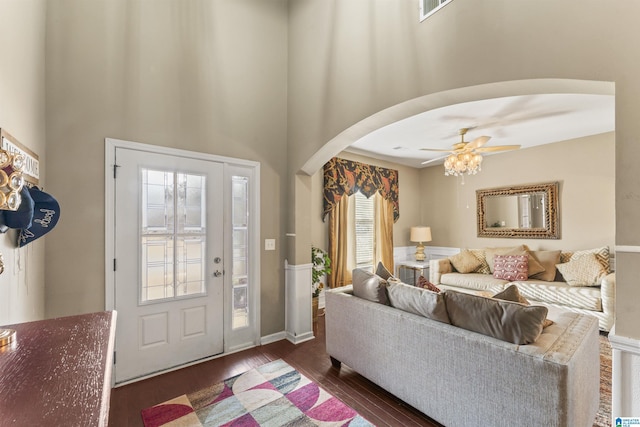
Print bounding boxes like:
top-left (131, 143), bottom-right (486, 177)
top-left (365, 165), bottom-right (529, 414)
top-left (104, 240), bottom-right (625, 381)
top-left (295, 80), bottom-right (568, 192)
top-left (113, 147), bottom-right (224, 383)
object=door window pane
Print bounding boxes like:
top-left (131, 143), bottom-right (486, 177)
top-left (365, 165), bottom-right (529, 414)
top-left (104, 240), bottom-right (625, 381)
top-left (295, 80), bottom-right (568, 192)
top-left (231, 176), bottom-right (249, 329)
top-left (141, 169), bottom-right (206, 303)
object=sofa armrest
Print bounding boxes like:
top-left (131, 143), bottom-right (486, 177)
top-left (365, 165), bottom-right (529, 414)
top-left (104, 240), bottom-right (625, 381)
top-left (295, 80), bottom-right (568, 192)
top-left (600, 272), bottom-right (615, 317)
top-left (429, 258), bottom-right (452, 285)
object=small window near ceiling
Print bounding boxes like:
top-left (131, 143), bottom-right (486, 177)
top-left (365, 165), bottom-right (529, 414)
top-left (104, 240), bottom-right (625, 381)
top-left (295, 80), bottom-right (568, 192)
top-left (420, 0), bottom-right (452, 21)
top-left (354, 192), bottom-right (375, 270)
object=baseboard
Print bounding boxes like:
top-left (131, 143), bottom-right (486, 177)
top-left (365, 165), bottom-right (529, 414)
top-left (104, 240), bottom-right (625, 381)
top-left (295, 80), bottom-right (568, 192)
top-left (286, 331), bottom-right (315, 345)
top-left (261, 331), bottom-right (286, 345)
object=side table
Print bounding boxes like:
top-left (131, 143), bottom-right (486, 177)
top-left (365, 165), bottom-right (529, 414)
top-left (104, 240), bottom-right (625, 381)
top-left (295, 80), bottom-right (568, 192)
top-left (396, 260), bottom-right (430, 286)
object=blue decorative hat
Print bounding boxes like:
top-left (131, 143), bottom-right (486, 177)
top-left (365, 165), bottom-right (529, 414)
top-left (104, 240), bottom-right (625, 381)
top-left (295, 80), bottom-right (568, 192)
top-left (18, 187), bottom-right (60, 247)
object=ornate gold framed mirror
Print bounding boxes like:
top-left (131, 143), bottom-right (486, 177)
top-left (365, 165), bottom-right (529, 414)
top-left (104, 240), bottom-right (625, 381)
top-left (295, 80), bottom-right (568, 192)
top-left (477, 182), bottom-right (559, 239)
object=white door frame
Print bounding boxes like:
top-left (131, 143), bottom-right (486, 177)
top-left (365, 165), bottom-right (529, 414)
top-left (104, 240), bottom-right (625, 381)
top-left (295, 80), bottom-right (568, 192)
top-left (105, 138), bottom-right (261, 385)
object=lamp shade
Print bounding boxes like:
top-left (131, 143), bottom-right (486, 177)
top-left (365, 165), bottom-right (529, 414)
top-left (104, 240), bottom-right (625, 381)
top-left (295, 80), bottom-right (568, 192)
top-left (410, 226), bottom-right (432, 243)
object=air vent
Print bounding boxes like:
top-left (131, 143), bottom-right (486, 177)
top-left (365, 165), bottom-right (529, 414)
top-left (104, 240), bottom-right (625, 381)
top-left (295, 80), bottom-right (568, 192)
top-left (420, 0), bottom-right (452, 21)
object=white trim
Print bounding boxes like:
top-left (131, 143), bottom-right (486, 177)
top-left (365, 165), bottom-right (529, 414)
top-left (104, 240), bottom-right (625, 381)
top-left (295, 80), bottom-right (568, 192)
top-left (284, 261), bottom-right (314, 344)
top-left (615, 245), bottom-right (640, 253)
top-left (609, 327), bottom-right (640, 355)
top-left (105, 138), bottom-right (261, 384)
top-left (106, 138), bottom-right (260, 168)
top-left (609, 326), bottom-right (640, 421)
top-left (261, 331), bottom-right (286, 345)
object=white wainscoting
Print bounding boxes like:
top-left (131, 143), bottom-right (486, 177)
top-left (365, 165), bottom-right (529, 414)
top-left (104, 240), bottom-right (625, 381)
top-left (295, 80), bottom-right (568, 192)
top-left (284, 260), bottom-right (314, 344)
top-left (609, 328), bottom-right (640, 421)
top-left (609, 244), bottom-right (640, 421)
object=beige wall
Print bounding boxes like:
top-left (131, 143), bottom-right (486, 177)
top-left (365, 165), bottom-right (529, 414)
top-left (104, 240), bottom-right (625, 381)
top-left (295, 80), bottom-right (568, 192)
top-left (310, 151), bottom-right (422, 255)
top-left (288, 0), bottom-right (640, 339)
top-left (0, 0), bottom-right (46, 325)
top-left (6, 0), bottom-right (635, 341)
top-left (44, 0), bottom-right (288, 335)
top-left (420, 133), bottom-right (615, 252)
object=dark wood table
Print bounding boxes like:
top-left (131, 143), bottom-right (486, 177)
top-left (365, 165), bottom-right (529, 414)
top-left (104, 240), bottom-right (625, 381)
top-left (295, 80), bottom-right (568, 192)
top-left (0, 311), bottom-right (117, 427)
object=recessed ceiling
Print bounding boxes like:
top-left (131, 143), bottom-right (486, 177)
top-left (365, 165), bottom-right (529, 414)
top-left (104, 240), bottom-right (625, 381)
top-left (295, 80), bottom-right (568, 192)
top-left (345, 93), bottom-right (615, 168)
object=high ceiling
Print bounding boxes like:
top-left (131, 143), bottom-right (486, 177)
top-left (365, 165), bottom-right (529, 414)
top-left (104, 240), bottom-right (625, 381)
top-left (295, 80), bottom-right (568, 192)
top-left (345, 93), bottom-right (615, 169)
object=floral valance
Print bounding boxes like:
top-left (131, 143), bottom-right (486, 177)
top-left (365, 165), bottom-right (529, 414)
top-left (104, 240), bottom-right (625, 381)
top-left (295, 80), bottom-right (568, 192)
top-left (322, 157), bottom-right (399, 222)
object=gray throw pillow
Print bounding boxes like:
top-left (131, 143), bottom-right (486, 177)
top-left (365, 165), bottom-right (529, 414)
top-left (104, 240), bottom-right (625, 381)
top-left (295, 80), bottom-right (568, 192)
top-left (375, 261), bottom-right (395, 281)
top-left (352, 268), bottom-right (390, 305)
top-left (443, 290), bottom-right (547, 345)
top-left (387, 282), bottom-right (450, 324)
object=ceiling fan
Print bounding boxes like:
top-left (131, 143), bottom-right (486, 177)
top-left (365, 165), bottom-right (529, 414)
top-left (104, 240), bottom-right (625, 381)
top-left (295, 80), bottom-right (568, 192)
top-left (420, 128), bottom-right (520, 176)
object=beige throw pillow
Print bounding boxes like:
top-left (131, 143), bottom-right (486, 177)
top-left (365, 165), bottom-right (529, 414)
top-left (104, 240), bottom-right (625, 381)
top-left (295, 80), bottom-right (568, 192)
top-left (556, 253), bottom-right (607, 287)
top-left (443, 290), bottom-right (547, 345)
top-left (387, 282), bottom-right (450, 324)
top-left (529, 250), bottom-right (562, 282)
top-left (484, 245), bottom-right (526, 273)
top-left (449, 249), bottom-right (482, 273)
top-left (352, 268), bottom-right (390, 305)
top-left (570, 246), bottom-right (611, 273)
top-left (469, 249), bottom-right (491, 274)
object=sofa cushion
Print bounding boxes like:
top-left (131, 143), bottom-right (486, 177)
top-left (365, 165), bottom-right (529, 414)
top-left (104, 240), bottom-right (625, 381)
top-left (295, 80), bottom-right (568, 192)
top-left (417, 275), bottom-right (441, 293)
top-left (529, 250), bottom-right (562, 282)
top-left (387, 282), bottom-right (450, 324)
top-left (449, 249), bottom-right (482, 273)
top-left (556, 253), bottom-right (607, 287)
top-left (510, 280), bottom-right (602, 311)
top-left (440, 272), bottom-right (508, 294)
top-left (493, 254), bottom-right (529, 281)
top-left (484, 245), bottom-right (527, 273)
top-left (443, 290), bottom-right (548, 345)
top-left (352, 268), bottom-right (390, 305)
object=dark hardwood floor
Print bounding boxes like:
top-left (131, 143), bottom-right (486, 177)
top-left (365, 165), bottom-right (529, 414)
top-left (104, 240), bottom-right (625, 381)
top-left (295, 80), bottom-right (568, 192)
top-left (108, 312), bottom-right (441, 426)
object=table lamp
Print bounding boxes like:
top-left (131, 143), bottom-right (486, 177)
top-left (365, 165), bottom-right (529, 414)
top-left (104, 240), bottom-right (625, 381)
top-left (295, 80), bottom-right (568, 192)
top-left (410, 226), bottom-right (432, 262)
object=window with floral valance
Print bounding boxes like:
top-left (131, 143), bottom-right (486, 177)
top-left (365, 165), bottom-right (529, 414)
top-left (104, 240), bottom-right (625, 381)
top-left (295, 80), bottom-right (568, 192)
top-left (322, 157), bottom-right (399, 288)
top-left (322, 157), bottom-right (399, 223)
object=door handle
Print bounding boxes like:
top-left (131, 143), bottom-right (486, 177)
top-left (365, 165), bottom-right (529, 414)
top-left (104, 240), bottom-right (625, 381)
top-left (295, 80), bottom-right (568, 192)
top-left (213, 270), bottom-right (223, 277)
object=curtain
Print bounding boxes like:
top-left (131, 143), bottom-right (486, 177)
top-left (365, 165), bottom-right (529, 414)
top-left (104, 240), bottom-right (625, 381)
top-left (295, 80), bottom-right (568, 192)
top-left (324, 157), bottom-right (399, 287)
top-left (375, 195), bottom-right (394, 272)
top-left (322, 157), bottom-right (399, 223)
top-left (328, 195), bottom-right (352, 288)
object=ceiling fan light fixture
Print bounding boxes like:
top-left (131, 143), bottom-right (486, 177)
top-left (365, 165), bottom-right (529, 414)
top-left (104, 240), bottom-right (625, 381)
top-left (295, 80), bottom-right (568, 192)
top-left (444, 151), bottom-right (483, 176)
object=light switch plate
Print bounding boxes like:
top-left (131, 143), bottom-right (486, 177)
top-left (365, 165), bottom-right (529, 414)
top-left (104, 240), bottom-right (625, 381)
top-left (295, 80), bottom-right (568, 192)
top-left (265, 239), bottom-right (276, 251)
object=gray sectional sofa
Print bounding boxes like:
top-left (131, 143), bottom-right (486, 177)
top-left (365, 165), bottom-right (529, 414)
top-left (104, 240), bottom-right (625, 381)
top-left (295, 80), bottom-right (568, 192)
top-left (325, 284), bottom-right (600, 427)
top-left (429, 246), bottom-right (615, 331)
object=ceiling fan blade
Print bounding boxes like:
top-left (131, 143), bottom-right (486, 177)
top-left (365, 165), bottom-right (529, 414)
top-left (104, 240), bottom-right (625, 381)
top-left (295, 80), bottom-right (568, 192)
top-left (420, 148), bottom-right (455, 152)
top-left (475, 145), bottom-right (521, 153)
top-left (465, 135), bottom-right (491, 150)
top-left (421, 155), bottom-right (449, 165)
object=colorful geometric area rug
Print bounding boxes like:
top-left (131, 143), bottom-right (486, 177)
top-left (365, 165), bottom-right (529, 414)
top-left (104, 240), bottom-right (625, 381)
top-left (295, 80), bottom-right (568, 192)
top-left (141, 359), bottom-right (373, 427)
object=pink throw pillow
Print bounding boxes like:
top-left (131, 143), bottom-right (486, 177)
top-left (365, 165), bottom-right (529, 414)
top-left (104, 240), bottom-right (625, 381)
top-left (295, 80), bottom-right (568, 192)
top-left (493, 254), bottom-right (529, 281)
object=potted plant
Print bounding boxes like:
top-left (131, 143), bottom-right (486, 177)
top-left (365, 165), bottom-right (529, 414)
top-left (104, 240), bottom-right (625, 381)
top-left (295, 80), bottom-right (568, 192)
top-left (311, 246), bottom-right (331, 324)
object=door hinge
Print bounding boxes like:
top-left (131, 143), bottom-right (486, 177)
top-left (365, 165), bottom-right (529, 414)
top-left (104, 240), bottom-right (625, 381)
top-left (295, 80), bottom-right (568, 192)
top-left (113, 351), bottom-right (116, 365)
top-left (113, 259), bottom-right (117, 271)
top-left (113, 164), bottom-right (120, 178)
